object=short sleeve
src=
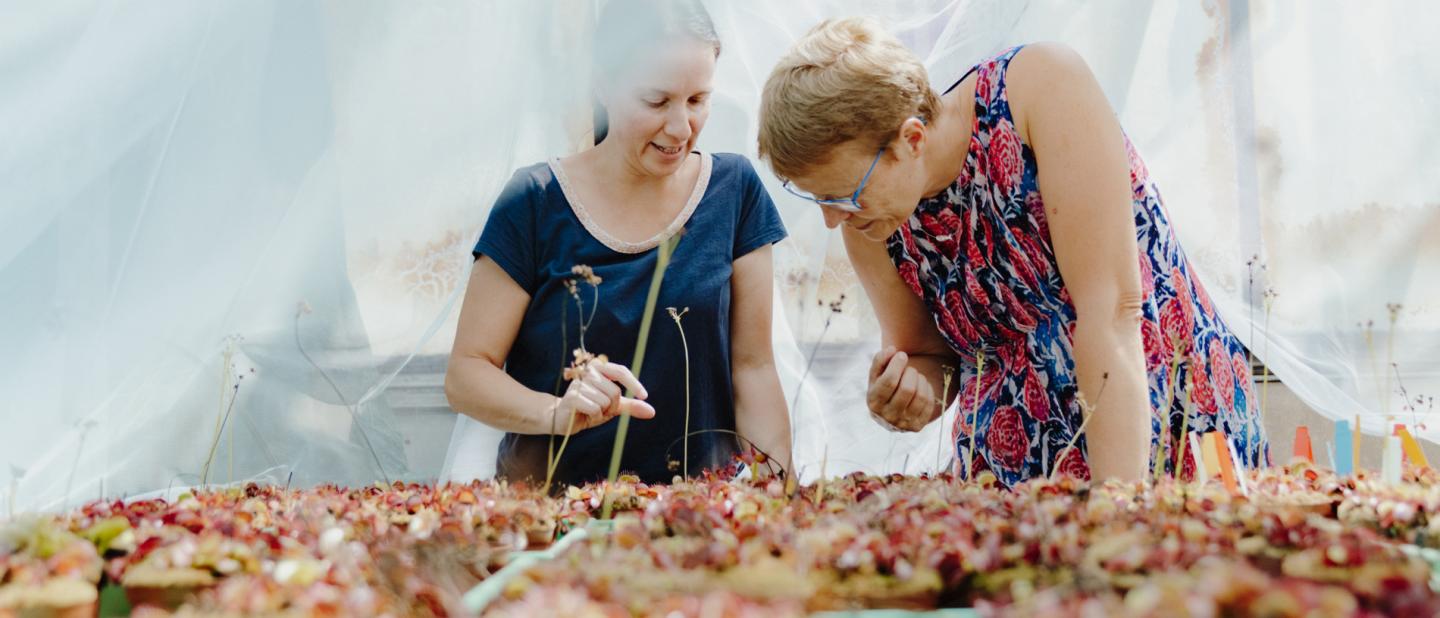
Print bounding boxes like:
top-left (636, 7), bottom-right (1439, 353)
top-left (474, 168), bottom-right (540, 294)
top-left (732, 156), bottom-right (788, 259)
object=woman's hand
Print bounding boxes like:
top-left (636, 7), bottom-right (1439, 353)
top-left (867, 346), bottom-right (942, 432)
top-left (551, 361), bottom-right (656, 435)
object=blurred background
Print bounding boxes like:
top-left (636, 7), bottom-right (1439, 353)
top-left (2, 0), bottom-right (1436, 512)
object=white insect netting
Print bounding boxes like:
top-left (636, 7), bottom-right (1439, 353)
top-left (2, 1), bottom-right (1436, 512)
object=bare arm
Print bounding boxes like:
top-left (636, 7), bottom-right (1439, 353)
top-left (444, 257), bottom-right (653, 435)
top-left (729, 245), bottom-right (793, 473)
top-left (1012, 43), bottom-right (1150, 482)
top-left (842, 227), bottom-right (961, 431)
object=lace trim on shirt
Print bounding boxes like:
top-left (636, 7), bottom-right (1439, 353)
top-left (548, 153), bottom-right (711, 254)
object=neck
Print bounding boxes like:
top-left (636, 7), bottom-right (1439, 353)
top-left (585, 140), bottom-right (675, 192)
top-left (919, 93), bottom-right (974, 198)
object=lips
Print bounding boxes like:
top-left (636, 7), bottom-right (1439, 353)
top-left (651, 143), bottom-right (683, 156)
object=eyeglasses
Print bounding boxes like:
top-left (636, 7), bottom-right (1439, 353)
top-left (781, 147), bottom-right (885, 213)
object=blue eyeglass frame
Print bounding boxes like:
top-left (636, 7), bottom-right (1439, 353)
top-left (781, 147), bottom-right (883, 213)
top-left (779, 116), bottom-right (926, 213)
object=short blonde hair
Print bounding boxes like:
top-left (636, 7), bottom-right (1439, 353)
top-left (757, 17), bottom-right (940, 181)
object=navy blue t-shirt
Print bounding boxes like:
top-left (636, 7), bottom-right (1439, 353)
top-left (473, 152), bottom-right (787, 485)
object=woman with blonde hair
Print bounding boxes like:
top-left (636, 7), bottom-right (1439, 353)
top-left (758, 18), bottom-right (1267, 486)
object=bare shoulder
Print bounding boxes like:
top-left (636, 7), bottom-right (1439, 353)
top-left (1008, 42), bottom-right (1093, 87)
top-left (1005, 42), bottom-right (1104, 140)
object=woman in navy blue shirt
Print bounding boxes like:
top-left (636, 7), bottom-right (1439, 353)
top-left (445, 0), bottom-right (791, 486)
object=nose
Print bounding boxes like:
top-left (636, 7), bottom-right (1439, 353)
top-left (821, 207), bottom-right (850, 229)
top-left (664, 106), bottom-right (692, 142)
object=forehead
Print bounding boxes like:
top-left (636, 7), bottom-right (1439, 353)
top-left (621, 37), bottom-right (716, 92)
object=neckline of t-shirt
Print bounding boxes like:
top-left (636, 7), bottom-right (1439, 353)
top-left (547, 152), bottom-right (712, 255)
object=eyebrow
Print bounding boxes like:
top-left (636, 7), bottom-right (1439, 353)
top-left (642, 88), bottom-right (713, 98)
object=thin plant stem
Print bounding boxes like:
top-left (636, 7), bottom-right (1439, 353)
top-left (547, 287), bottom-right (570, 476)
top-left (668, 308), bottom-right (691, 478)
top-left (1154, 344), bottom-right (1184, 480)
top-left (201, 338), bottom-right (238, 486)
top-left (966, 350), bottom-right (987, 483)
top-left (1363, 320), bottom-right (1380, 416)
top-left (1392, 363), bottom-right (1420, 430)
top-left (790, 313), bottom-right (834, 415)
top-left (938, 365), bottom-right (955, 471)
top-left (218, 339), bottom-right (234, 482)
top-left (1157, 344), bottom-right (1180, 478)
top-left (547, 271), bottom-right (598, 491)
top-left (201, 383), bottom-right (242, 485)
top-left (603, 234), bottom-right (680, 519)
top-left (1050, 373), bottom-right (1109, 482)
top-left (64, 422), bottom-right (93, 510)
top-left (1246, 256), bottom-right (1257, 370)
top-left (1260, 290), bottom-right (1277, 421)
top-left (1385, 303), bottom-right (1402, 418)
top-left (1172, 358), bottom-right (1194, 480)
top-left (542, 405), bottom-right (580, 495)
top-left (816, 444), bottom-right (829, 506)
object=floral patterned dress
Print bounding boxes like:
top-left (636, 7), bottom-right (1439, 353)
top-left (887, 46), bottom-right (1270, 487)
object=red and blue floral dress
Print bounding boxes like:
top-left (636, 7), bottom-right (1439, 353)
top-left (887, 46), bottom-right (1270, 486)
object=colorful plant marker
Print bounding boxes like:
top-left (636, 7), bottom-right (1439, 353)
top-left (1227, 436), bottom-right (1250, 496)
top-left (1292, 426), bottom-right (1314, 464)
top-left (1201, 432), bottom-right (1223, 483)
top-left (1383, 436), bottom-right (1403, 484)
top-left (1335, 420), bottom-right (1353, 476)
top-left (1188, 433), bottom-right (1208, 482)
top-left (1211, 433), bottom-right (1240, 494)
top-left (1353, 414), bottom-right (1362, 472)
top-left (1396, 426), bottom-right (1430, 469)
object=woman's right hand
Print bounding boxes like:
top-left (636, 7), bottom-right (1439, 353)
top-left (867, 346), bottom-right (939, 433)
top-left (551, 361), bottom-right (656, 435)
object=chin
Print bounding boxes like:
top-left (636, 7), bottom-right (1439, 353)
top-left (853, 219), bottom-right (899, 241)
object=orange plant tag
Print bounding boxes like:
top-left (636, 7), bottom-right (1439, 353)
top-left (1292, 426), bottom-right (1314, 464)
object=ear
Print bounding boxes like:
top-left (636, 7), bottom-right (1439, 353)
top-left (896, 117), bottom-right (928, 159)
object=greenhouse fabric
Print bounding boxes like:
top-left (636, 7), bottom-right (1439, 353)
top-left (1, 1), bottom-right (1437, 513)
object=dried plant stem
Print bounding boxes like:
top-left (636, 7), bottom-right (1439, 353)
top-left (1173, 371), bottom-right (1194, 480)
top-left (1260, 293), bottom-right (1276, 421)
top-left (1155, 345), bottom-right (1185, 480)
top-left (545, 298), bottom-right (569, 484)
top-left (791, 313), bottom-right (834, 415)
top-left (201, 383), bottom-right (241, 485)
top-left (1050, 374), bottom-right (1108, 482)
top-left (965, 350), bottom-right (987, 483)
top-left (546, 271), bottom-right (601, 491)
top-left (221, 341), bottom-right (235, 482)
top-left (201, 338), bottom-right (238, 486)
top-left (603, 235), bottom-right (680, 519)
top-left (541, 405), bottom-right (579, 495)
top-left (1364, 322), bottom-right (1380, 415)
top-left (938, 365), bottom-right (955, 471)
top-left (816, 444), bottom-right (829, 507)
top-left (1385, 304), bottom-right (1401, 417)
